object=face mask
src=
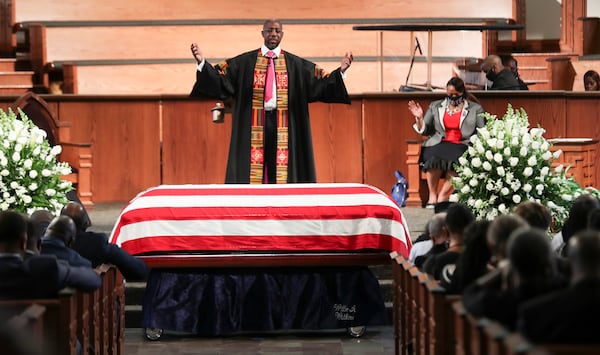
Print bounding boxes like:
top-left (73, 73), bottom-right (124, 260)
top-left (486, 69), bottom-right (497, 82)
top-left (447, 95), bottom-right (464, 106)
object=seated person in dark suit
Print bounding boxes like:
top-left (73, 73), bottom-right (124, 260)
top-left (0, 210), bottom-right (101, 299)
top-left (481, 55), bottom-right (522, 90)
top-left (423, 203), bottom-right (474, 280)
top-left (517, 229), bottom-right (600, 344)
top-left (500, 54), bottom-right (529, 90)
top-left (61, 202), bottom-right (149, 281)
top-left (25, 209), bottom-right (54, 257)
top-left (415, 213), bottom-right (448, 269)
top-left (40, 215), bottom-right (92, 268)
top-left (464, 227), bottom-right (567, 330)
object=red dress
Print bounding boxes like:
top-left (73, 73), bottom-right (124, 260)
top-left (442, 110), bottom-right (462, 144)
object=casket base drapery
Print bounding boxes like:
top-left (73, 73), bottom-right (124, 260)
top-left (110, 183), bottom-right (412, 337)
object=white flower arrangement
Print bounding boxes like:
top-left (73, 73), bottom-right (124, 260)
top-left (0, 108), bottom-right (73, 215)
top-left (450, 104), bottom-right (599, 231)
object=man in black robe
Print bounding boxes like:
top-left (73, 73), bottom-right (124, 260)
top-left (190, 18), bottom-right (353, 184)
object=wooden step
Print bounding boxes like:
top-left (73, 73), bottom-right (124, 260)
top-left (0, 85), bottom-right (32, 94)
top-left (0, 71), bottom-right (34, 85)
top-left (0, 58), bottom-right (17, 71)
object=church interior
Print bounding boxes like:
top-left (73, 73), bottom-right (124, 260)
top-left (1, 0), bottom-right (600, 353)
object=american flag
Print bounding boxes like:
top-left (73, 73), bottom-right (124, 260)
top-left (110, 183), bottom-right (412, 258)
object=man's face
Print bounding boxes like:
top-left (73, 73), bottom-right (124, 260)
top-left (262, 21), bottom-right (283, 50)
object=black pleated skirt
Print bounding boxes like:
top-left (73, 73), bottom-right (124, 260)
top-left (420, 141), bottom-right (467, 173)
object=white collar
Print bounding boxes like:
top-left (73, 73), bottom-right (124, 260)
top-left (261, 45), bottom-right (281, 57)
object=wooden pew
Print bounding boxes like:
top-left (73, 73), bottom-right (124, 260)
top-left (0, 288), bottom-right (78, 355)
top-left (0, 304), bottom-right (47, 354)
top-left (390, 252), bottom-right (404, 355)
top-left (0, 264), bottom-right (123, 355)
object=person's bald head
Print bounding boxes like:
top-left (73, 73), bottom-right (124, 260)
top-left (568, 229), bottom-right (600, 282)
top-left (482, 55), bottom-right (503, 71)
top-left (28, 209), bottom-right (54, 253)
top-left (61, 201), bottom-right (90, 232)
top-left (44, 215), bottom-right (77, 246)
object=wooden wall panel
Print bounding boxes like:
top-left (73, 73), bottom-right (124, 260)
top-left (42, 25), bottom-right (483, 63)
top-left (15, 0), bottom-right (512, 22)
top-left (161, 99), bottom-right (230, 184)
top-left (309, 102), bottom-right (363, 183)
top-left (68, 61), bottom-right (461, 96)
top-left (362, 96), bottom-right (427, 193)
top-left (57, 100), bottom-right (161, 202)
top-left (565, 95), bottom-right (600, 184)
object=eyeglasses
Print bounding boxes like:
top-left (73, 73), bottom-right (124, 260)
top-left (262, 28), bottom-right (283, 34)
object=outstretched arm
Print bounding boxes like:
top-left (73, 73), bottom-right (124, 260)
top-left (340, 52), bottom-right (353, 73)
top-left (190, 43), bottom-right (204, 65)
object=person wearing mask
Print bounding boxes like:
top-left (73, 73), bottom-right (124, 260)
top-left (407, 77), bottom-right (485, 207)
top-left (481, 54), bottom-right (521, 90)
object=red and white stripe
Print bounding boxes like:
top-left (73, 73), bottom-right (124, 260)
top-left (109, 183), bottom-right (412, 257)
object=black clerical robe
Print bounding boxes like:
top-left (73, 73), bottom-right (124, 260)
top-left (190, 49), bottom-right (350, 183)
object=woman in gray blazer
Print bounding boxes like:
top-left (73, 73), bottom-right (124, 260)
top-left (408, 77), bottom-right (485, 208)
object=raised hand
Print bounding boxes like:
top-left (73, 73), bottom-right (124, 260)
top-left (340, 52), bottom-right (353, 73)
top-left (407, 100), bottom-right (423, 119)
top-left (190, 43), bottom-right (203, 64)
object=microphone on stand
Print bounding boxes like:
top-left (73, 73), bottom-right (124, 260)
top-left (415, 37), bottom-right (423, 55)
top-left (400, 36), bottom-right (430, 92)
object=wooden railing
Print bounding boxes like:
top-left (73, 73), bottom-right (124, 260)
top-left (0, 264), bottom-right (124, 355)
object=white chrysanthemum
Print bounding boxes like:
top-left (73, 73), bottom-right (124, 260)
top-left (542, 151), bottom-right (552, 160)
top-left (530, 127), bottom-right (545, 137)
top-left (493, 153), bottom-right (503, 163)
top-left (553, 149), bottom-right (562, 159)
top-left (49, 145), bottom-right (62, 156)
top-left (554, 164), bottom-right (564, 173)
top-left (462, 166), bottom-right (473, 177)
top-left (561, 194), bottom-right (573, 201)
